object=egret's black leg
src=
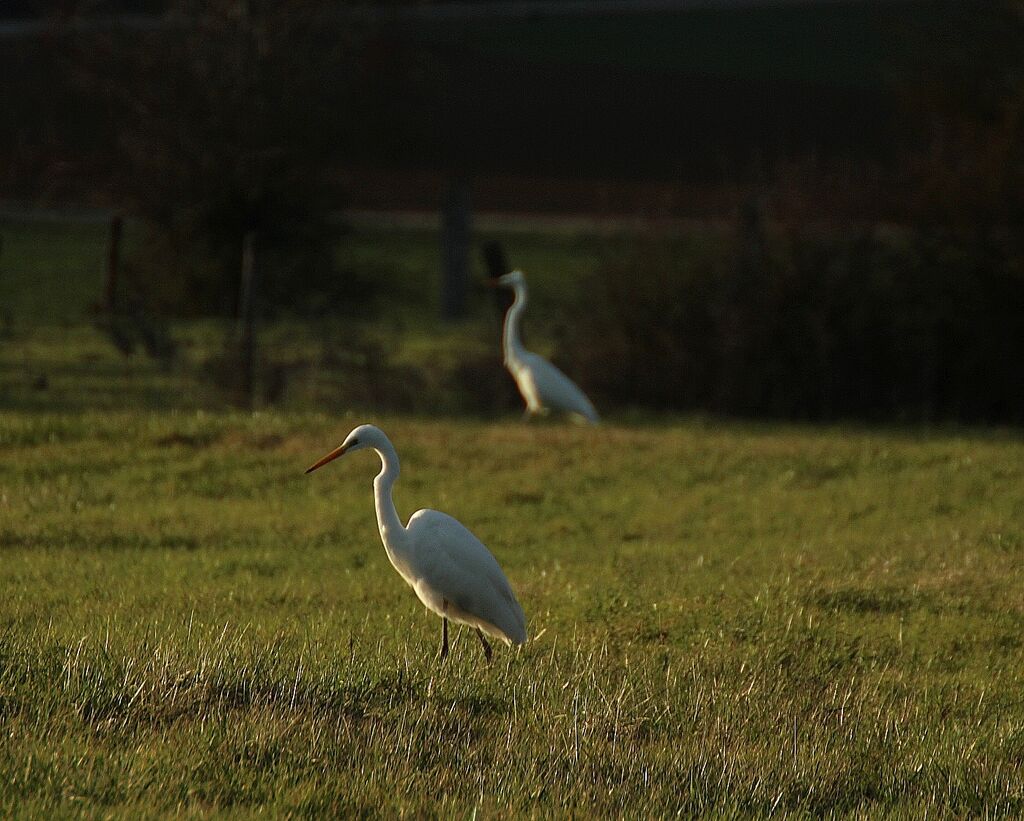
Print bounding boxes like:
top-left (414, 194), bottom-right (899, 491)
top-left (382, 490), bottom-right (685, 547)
top-left (475, 627), bottom-right (493, 663)
top-left (440, 616), bottom-right (449, 662)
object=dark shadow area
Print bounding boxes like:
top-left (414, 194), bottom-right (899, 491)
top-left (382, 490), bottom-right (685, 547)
top-left (1, 1), bottom-right (1022, 423)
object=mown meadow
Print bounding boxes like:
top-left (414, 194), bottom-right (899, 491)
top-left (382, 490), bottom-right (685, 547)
top-left (1, 219), bottom-right (1023, 816)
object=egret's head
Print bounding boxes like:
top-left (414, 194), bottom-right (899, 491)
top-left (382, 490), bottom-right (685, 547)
top-left (305, 424), bottom-right (387, 473)
top-left (495, 269), bottom-right (526, 289)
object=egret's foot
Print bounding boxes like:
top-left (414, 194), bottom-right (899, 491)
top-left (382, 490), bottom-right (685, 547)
top-left (475, 627), bottom-right (493, 664)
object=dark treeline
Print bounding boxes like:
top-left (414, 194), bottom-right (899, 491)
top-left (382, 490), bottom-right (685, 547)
top-left (4, 2), bottom-right (1022, 211)
top-left (564, 223), bottom-right (1024, 425)
top-left (2, 1), bottom-right (1024, 423)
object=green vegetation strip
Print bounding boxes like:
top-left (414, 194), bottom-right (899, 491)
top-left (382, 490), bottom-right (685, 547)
top-left (1, 412), bottom-right (1022, 815)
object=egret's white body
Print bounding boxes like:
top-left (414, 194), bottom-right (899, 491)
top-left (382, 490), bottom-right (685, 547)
top-left (306, 424), bottom-right (526, 660)
top-left (495, 270), bottom-right (599, 424)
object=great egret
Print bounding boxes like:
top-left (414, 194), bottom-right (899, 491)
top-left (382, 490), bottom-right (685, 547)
top-left (491, 270), bottom-right (599, 424)
top-left (305, 424), bottom-right (527, 662)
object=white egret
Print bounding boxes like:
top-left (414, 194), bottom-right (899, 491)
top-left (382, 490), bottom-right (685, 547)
top-left (491, 270), bottom-right (599, 424)
top-left (305, 424), bottom-right (527, 662)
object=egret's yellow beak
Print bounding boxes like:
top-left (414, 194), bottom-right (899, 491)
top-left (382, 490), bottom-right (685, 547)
top-left (305, 443), bottom-right (349, 474)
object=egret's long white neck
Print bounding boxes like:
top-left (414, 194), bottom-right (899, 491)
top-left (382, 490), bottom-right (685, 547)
top-left (502, 282), bottom-right (528, 366)
top-left (371, 442), bottom-right (413, 576)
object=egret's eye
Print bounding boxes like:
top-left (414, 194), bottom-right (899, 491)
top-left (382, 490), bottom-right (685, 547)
top-left (351, 438), bottom-right (359, 446)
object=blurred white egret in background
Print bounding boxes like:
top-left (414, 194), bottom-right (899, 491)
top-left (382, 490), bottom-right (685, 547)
top-left (306, 424), bottom-right (527, 662)
top-left (492, 270), bottom-right (600, 424)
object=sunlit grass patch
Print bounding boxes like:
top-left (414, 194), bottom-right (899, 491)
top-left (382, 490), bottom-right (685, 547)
top-left (1, 413), bottom-right (1023, 814)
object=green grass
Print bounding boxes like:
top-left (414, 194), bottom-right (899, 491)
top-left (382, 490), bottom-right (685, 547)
top-left (2, 218), bottom-right (1023, 815)
top-left (0, 218), bottom-right (620, 414)
top-left (0, 220), bottom-right (112, 324)
top-left (1, 412), bottom-right (1023, 816)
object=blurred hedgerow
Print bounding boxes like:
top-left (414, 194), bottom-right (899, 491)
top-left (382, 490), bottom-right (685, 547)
top-left (72, 1), bottom-right (375, 319)
top-left (560, 223), bottom-right (1024, 424)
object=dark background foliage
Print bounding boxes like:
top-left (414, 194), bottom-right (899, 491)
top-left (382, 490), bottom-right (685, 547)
top-left (563, 223), bottom-right (1024, 423)
top-left (65, 2), bottom-right (372, 318)
top-left (2, 1), bottom-right (1024, 421)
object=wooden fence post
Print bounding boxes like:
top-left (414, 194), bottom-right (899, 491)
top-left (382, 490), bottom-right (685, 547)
top-left (103, 214), bottom-right (123, 312)
top-left (238, 231), bottom-right (257, 408)
top-left (482, 240), bottom-right (515, 345)
top-left (441, 177), bottom-right (471, 320)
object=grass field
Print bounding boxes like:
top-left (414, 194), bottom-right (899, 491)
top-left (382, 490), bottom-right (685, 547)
top-left (2, 219), bottom-right (1024, 816)
top-left (2, 413), bottom-right (1024, 816)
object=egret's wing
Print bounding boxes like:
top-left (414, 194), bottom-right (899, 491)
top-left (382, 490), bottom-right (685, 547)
top-left (522, 352), bottom-right (599, 423)
top-left (407, 510), bottom-right (527, 643)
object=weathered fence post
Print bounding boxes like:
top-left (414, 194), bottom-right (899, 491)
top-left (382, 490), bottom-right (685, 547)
top-left (103, 214), bottom-right (123, 312)
top-left (238, 231), bottom-right (257, 408)
top-left (481, 239), bottom-right (520, 410)
top-left (482, 240), bottom-right (514, 345)
top-left (441, 177), bottom-right (471, 320)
